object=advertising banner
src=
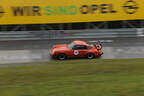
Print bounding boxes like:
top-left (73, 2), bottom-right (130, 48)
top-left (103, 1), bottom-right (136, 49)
top-left (0, 0), bottom-right (143, 24)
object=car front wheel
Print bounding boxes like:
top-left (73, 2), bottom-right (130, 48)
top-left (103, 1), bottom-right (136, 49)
top-left (57, 53), bottom-right (67, 60)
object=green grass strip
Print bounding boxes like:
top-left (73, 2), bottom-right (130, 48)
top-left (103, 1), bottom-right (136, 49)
top-left (0, 58), bottom-right (144, 96)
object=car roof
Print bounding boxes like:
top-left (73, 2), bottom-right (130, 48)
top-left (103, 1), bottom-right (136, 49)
top-left (73, 40), bottom-right (88, 46)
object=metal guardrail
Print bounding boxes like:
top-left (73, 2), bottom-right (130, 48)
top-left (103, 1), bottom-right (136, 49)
top-left (0, 28), bottom-right (143, 40)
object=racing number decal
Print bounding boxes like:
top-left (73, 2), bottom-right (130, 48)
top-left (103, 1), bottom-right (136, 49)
top-left (74, 50), bottom-right (79, 55)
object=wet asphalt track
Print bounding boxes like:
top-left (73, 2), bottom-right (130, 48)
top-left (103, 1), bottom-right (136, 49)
top-left (0, 37), bottom-right (144, 64)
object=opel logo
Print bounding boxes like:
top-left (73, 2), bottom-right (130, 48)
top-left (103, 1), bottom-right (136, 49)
top-left (123, 0), bottom-right (138, 14)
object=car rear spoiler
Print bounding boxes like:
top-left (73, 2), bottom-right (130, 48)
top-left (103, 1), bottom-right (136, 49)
top-left (93, 40), bottom-right (102, 50)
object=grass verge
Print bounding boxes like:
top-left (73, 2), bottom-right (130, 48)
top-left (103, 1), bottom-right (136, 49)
top-left (0, 58), bottom-right (144, 96)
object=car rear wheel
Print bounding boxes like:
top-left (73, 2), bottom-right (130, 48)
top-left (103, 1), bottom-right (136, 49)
top-left (57, 53), bottom-right (67, 60)
top-left (87, 53), bottom-right (95, 59)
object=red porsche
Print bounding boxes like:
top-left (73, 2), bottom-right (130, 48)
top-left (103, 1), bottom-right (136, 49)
top-left (50, 40), bottom-right (103, 60)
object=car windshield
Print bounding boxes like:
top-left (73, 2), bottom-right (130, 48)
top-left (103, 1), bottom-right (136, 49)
top-left (67, 42), bottom-right (75, 49)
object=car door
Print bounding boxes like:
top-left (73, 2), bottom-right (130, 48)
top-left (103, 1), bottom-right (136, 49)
top-left (71, 45), bottom-right (88, 57)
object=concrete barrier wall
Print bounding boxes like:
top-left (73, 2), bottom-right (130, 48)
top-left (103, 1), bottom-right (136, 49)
top-left (0, 28), bottom-right (143, 41)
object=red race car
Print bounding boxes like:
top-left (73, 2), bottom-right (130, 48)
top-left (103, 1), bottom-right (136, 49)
top-left (50, 40), bottom-right (103, 60)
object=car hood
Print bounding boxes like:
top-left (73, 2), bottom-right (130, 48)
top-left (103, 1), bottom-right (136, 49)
top-left (51, 44), bottom-right (70, 52)
top-left (53, 44), bottom-right (67, 48)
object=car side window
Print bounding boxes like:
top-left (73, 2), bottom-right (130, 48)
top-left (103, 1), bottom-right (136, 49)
top-left (73, 45), bottom-right (88, 50)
